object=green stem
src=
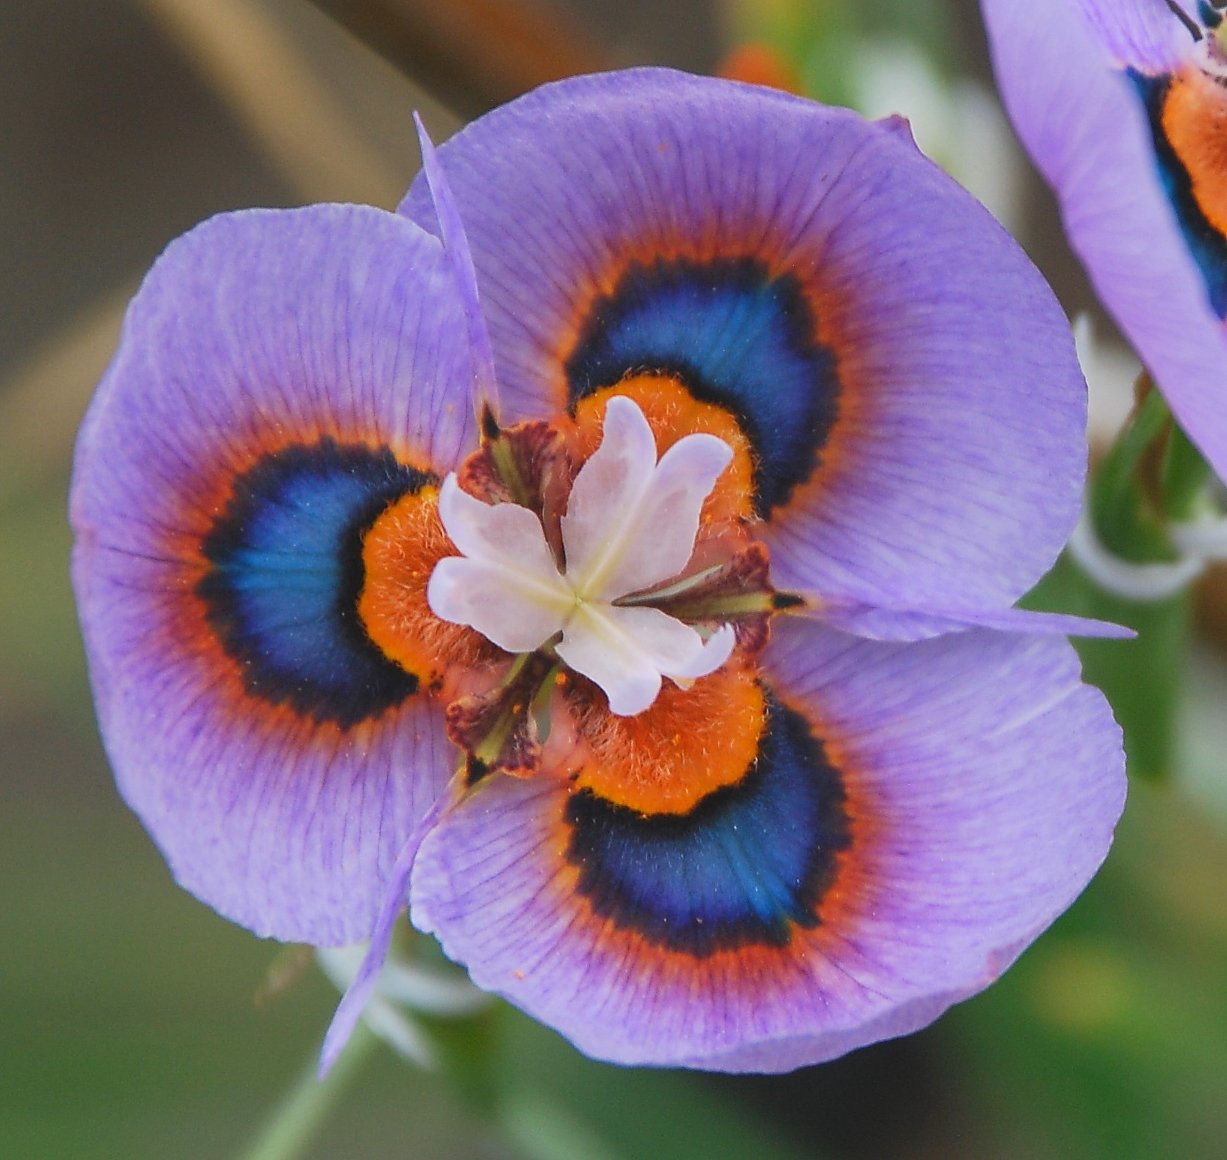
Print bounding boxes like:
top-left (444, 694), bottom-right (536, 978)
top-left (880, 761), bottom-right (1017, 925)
top-left (498, 1088), bottom-right (625, 1160)
top-left (1161, 421), bottom-right (1213, 522)
top-left (1088, 379), bottom-right (1216, 559)
top-left (237, 1021), bottom-right (380, 1160)
top-left (1089, 383), bottom-right (1173, 560)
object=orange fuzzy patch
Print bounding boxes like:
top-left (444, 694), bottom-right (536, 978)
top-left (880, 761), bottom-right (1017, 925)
top-left (571, 663), bottom-right (766, 815)
top-left (1163, 65), bottom-right (1227, 237)
top-left (568, 375), bottom-right (756, 528)
top-left (359, 486), bottom-right (494, 686)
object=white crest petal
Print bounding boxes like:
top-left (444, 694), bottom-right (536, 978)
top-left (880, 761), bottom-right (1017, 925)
top-left (595, 430), bottom-right (733, 600)
top-left (555, 603), bottom-right (667, 717)
top-left (429, 474), bottom-right (571, 652)
top-left (557, 604), bottom-right (733, 716)
top-left (661, 622), bottom-right (737, 681)
top-left (428, 557), bottom-right (568, 654)
top-left (560, 395), bottom-right (660, 591)
top-left (562, 396), bottom-right (732, 600)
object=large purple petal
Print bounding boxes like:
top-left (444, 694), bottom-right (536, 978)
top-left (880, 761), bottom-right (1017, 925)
top-left (72, 205), bottom-right (474, 944)
top-left (401, 68), bottom-right (1088, 612)
top-left (409, 620), bottom-right (1124, 1070)
top-left (983, 0), bottom-right (1227, 479)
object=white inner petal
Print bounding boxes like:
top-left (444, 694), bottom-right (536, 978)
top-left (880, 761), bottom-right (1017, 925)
top-left (559, 396), bottom-right (660, 594)
top-left (562, 396), bottom-right (733, 600)
top-left (427, 475), bottom-right (572, 652)
top-left (428, 397), bottom-right (736, 714)
top-left (555, 602), bottom-right (667, 717)
top-left (557, 608), bottom-right (737, 716)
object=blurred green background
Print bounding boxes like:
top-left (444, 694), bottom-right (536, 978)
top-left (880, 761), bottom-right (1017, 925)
top-left (3, 2), bottom-right (1225, 1157)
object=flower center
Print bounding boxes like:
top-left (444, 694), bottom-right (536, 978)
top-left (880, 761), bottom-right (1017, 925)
top-left (429, 395), bottom-right (739, 714)
top-left (426, 392), bottom-right (782, 781)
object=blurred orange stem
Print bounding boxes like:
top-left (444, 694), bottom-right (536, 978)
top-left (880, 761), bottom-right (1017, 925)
top-left (141, 0), bottom-right (404, 205)
top-left (307, 0), bottom-right (612, 117)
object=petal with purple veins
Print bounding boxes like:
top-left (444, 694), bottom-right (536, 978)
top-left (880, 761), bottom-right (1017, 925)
top-left (408, 618), bottom-right (1125, 1070)
top-left (402, 69), bottom-right (1090, 613)
top-left (71, 205), bottom-right (474, 944)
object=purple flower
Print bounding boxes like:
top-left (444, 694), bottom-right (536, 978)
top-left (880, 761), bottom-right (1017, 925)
top-left (982, 0), bottom-right (1227, 477)
top-left (72, 68), bottom-right (1125, 1073)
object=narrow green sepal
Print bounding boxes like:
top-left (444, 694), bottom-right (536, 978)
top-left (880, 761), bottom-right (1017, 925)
top-left (1160, 420), bottom-right (1214, 524)
top-left (1089, 385), bottom-right (1178, 563)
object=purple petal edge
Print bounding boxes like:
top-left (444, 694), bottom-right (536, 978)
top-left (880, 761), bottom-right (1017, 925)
top-left (408, 626), bottom-right (1126, 1070)
top-left (319, 788), bottom-right (451, 1077)
top-left (803, 595), bottom-right (1134, 642)
top-left (413, 115), bottom-right (501, 419)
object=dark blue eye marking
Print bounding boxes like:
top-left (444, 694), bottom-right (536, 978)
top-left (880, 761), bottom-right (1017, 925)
top-left (1131, 69), bottom-right (1227, 318)
top-left (565, 257), bottom-right (841, 517)
top-left (198, 439), bottom-right (433, 728)
top-left (564, 689), bottom-right (853, 957)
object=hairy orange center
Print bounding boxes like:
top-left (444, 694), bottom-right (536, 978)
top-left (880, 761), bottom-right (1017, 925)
top-left (1164, 65), bottom-right (1227, 237)
top-left (570, 662), bottom-right (767, 814)
top-left (568, 375), bottom-right (756, 530)
top-left (359, 485), bottom-right (492, 686)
